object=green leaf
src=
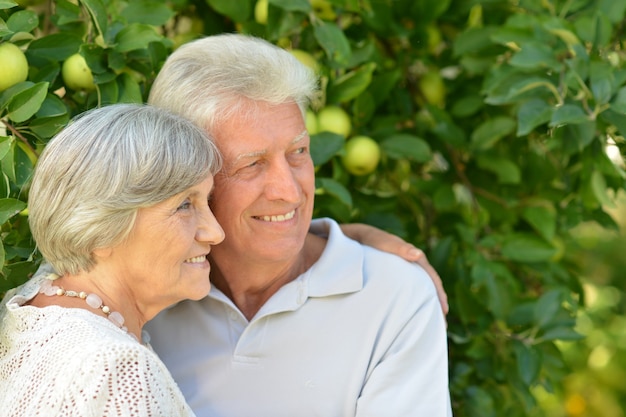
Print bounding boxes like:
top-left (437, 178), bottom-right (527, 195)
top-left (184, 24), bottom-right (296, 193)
top-left (13, 143), bottom-right (34, 187)
top-left (54, 0), bottom-right (81, 26)
top-left (501, 233), bottom-right (557, 262)
top-left (114, 24), bottom-right (163, 53)
top-left (574, 12), bottom-right (612, 47)
top-left (270, 0), bottom-right (310, 12)
top-left (0, 198), bottom-right (26, 225)
top-left (513, 341), bottom-right (542, 385)
top-left (558, 121), bottom-right (596, 154)
top-left (315, 177), bottom-right (352, 207)
top-left (517, 98), bottom-right (553, 136)
top-left (98, 78), bottom-right (119, 105)
top-left (546, 28), bottom-right (580, 47)
top-left (471, 260), bottom-right (514, 319)
top-left (26, 33), bottom-right (83, 60)
top-left (549, 104), bottom-right (588, 127)
top-left (533, 288), bottom-right (564, 329)
top-left (506, 77), bottom-right (559, 104)
top-left (29, 114), bottom-right (69, 139)
top-left (82, 0), bottom-right (108, 38)
top-left (537, 326), bottom-right (584, 342)
top-left (509, 42), bottom-right (561, 70)
top-left (590, 170), bottom-right (616, 208)
top-left (476, 154), bottom-right (521, 184)
top-left (599, 0), bottom-right (626, 24)
top-left (601, 108), bottom-right (626, 136)
top-left (491, 26), bottom-right (535, 47)
top-left (590, 60), bottom-right (615, 105)
top-left (313, 21), bottom-right (351, 67)
top-left (7, 82), bottom-right (48, 123)
top-left (327, 62), bottom-right (376, 103)
top-left (122, 0), bottom-right (174, 25)
top-left (1, 142), bottom-right (15, 183)
top-left (522, 205), bottom-right (556, 241)
top-left (0, 18), bottom-right (10, 38)
top-left (206, 0), bottom-right (250, 22)
top-left (470, 116), bottom-right (516, 151)
top-left (310, 132), bottom-right (344, 166)
top-left (466, 386), bottom-right (496, 417)
top-left (0, 1), bottom-right (17, 10)
top-left (410, 0), bottom-right (451, 21)
top-left (381, 134), bottom-right (431, 162)
top-left (0, 136), bottom-right (14, 161)
top-left (116, 73), bottom-right (143, 103)
top-left (7, 10), bottom-right (38, 33)
top-left (432, 119), bottom-right (466, 147)
top-left (453, 26), bottom-right (496, 57)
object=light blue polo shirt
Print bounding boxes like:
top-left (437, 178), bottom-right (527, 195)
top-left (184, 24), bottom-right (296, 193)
top-left (146, 218), bottom-right (452, 417)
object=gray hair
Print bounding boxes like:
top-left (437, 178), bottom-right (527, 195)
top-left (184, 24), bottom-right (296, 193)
top-left (147, 33), bottom-right (319, 133)
top-left (28, 104), bottom-right (221, 275)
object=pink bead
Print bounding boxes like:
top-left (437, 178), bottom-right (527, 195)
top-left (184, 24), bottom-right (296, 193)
top-left (108, 311), bottom-right (125, 327)
top-left (85, 293), bottom-right (102, 309)
top-left (44, 285), bottom-right (60, 296)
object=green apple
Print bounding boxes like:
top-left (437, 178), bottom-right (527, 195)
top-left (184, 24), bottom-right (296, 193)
top-left (418, 70), bottom-right (445, 108)
top-left (305, 109), bottom-right (319, 135)
top-left (317, 105), bottom-right (351, 138)
top-left (62, 53), bottom-right (95, 91)
top-left (0, 43), bottom-right (29, 92)
top-left (311, 0), bottom-right (337, 20)
top-left (254, 0), bottom-right (268, 25)
top-left (426, 24), bottom-right (443, 55)
top-left (342, 135), bottom-right (381, 176)
top-left (289, 49), bottom-right (319, 73)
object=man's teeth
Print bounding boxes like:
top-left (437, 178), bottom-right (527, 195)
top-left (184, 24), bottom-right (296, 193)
top-left (260, 210), bottom-right (295, 222)
top-left (185, 256), bottom-right (206, 263)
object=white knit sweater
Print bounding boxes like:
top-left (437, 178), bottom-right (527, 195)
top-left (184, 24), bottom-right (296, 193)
top-left (0, 274), bottom-right (194, 417)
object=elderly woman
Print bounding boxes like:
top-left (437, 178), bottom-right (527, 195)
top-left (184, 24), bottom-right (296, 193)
top-left (0, 104), bottom-right (224, 416)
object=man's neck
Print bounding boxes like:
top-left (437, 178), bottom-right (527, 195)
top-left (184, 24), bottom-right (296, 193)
top-left (209, 233), bottom-right (326, 320)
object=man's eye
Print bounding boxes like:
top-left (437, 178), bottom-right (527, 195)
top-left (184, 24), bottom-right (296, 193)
top-left (295, 147), bottom-right (306, 154)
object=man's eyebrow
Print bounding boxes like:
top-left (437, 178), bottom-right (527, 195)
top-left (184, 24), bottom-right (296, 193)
top-left (291, 129), bottom-right (308, 144)
top-left (232, 130), bottom-right (309, 165)
top-left (233, 149), bottom-right (266, 165)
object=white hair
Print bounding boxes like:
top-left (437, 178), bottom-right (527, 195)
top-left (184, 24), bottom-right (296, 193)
top-left (28, 104), bottom-right (221, 275)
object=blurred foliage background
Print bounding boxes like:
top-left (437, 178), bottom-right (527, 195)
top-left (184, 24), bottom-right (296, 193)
top-left (1, 0), bottom-right (625, 415)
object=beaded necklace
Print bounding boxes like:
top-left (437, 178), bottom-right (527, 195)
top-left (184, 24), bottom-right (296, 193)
top-left (38, 272), bottom-right (142, 343)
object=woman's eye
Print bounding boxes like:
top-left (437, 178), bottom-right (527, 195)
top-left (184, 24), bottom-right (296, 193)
top-left (177, 201), bottom-right (191, 211)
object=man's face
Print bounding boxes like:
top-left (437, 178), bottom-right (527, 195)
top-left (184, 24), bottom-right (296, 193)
top-left (208, 100), bottom-right (315, 267)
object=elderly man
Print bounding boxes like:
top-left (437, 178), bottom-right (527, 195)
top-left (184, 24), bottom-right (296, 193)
top-left (145, 34), bottom-right (452, 417)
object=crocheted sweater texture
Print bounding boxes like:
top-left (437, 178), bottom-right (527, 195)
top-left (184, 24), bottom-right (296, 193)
top-left (0, 275), bottom-right (194, 417)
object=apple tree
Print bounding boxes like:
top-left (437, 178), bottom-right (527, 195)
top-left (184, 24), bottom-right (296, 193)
top-left (1, 0), bottom-right (625, 415)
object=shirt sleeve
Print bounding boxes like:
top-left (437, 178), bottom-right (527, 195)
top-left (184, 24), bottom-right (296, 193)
top-left (355, 279), bottom-right (453, 417)
top-left (65, 342), bottom-right (193, 417)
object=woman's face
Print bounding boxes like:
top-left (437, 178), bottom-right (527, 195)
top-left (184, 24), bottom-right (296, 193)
top-left (108, 175), bottom-right (224, 315)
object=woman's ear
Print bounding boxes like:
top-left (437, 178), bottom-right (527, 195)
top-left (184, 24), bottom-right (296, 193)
top-left (92, 247), bottom-right (113, 259)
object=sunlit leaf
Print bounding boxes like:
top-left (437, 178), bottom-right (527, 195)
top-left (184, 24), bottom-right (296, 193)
top-left (313, 21), bottom-right (351, 66)
top-left (7, 82), bottom-right (48, 123)
top-left (470, 116), bottom-right (516, 150)
top-left (0, 198), bottom-right (26, 225)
